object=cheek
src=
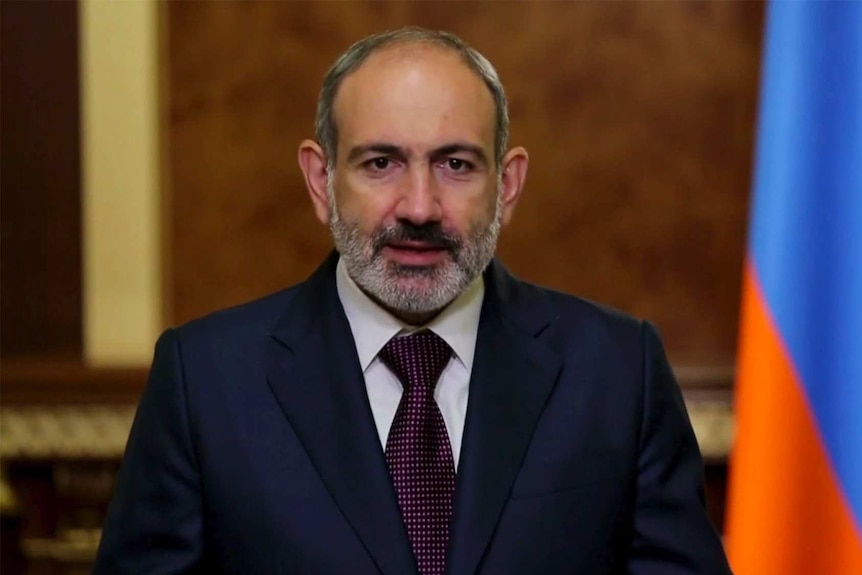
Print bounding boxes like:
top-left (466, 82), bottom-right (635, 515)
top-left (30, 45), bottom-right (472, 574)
top-left (442, 190), bottom-right (498, 232)
top-left (333, 187), bottom-right (395, 232)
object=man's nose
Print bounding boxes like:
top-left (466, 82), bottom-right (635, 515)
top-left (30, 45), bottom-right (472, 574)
top-left (394, 167), bottom-right (442, 225)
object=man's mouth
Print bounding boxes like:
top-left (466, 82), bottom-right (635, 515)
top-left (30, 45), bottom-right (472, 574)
top-left (383, 241), bottom-right (450, 266)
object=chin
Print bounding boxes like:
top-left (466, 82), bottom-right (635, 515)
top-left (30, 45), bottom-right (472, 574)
top-left (385, 277), bottom-right (463, 312)
top-left (389, 276), bottom-right (441, 298)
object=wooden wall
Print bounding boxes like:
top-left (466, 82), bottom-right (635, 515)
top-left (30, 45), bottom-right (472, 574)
top-left (166, 1), bottom-right (763, 371)
top-left (1, 0), bottom-right (82, 360)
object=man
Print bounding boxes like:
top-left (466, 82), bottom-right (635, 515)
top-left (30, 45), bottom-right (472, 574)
top-left (95, 28), bottom-right (731, 574)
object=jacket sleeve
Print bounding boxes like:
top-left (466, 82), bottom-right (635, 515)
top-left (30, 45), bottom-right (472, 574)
top-left (94, 329), bottom-right (205, 574)
top-left (626, 322), bottom-right (733, 575)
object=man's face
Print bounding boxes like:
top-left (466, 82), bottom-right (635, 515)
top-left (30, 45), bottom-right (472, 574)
top-left (326, 46), bottom-right (503, 317)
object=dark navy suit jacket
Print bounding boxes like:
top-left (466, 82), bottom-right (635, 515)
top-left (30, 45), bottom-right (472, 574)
top-left (94, 253), bottom-right (731, 574)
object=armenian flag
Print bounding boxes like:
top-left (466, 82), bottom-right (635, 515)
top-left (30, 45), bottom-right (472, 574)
top-left (725, 1), bottom-right (862, 573)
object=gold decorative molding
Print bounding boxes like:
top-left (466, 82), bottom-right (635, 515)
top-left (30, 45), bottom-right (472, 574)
top-left (21, 528), bottom-right (103, 563)
top-left (0, 400), bottom-right (734, 460)
top-left (0, 467), bottom-right (19, 513)
top-left (686, 400), bottom-right (735, 460)
top-left (0, 406), bottom-right (135, 459)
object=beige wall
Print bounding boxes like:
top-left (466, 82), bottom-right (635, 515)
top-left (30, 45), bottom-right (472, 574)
top-left (81, 0), bottom-right (162, 366)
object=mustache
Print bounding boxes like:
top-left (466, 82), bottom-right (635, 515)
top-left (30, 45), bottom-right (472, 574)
top-left (372, 222), bottom-right (461, 253)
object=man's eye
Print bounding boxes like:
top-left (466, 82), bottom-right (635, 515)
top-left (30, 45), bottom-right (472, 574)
top-left (445, 158), bottom-right (471, 171)
top-left (369, 157), bottom-right (391, 170)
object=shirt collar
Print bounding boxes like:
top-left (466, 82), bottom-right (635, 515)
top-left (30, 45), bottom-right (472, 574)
top-left (335, 256), bottom-right (484, 372)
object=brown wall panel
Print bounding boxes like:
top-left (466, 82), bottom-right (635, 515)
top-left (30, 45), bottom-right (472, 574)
top-left (166, 1), bottom-right (763, 368)
top-left (1, 0), bottom-right (82, 358)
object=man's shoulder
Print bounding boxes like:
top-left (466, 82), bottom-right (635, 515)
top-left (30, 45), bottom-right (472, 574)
top-left (508, 278), bottom-right (657, 373)
top-left (170, 283), bottom-right (304, 343)
top-left (509, 276), bottom-right (644, 335)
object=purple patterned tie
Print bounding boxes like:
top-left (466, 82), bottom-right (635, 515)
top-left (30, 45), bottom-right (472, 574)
top-left (379, 330), bottom-right (455, 575)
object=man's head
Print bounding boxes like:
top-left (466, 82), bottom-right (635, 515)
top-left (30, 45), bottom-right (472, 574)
top-left (298, 27), bottom-right (528, 324)
top-left (315, 28), bottom-right (510, 173)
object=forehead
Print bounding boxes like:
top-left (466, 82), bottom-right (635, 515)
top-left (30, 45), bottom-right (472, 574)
top-left (332, 44), bottom-right (496, 153)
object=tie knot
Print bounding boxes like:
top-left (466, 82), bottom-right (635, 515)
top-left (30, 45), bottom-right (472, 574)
top-left (379, 330), bottom-right (453, 393)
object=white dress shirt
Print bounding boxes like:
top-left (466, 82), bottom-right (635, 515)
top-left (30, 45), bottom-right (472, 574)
top-left (335, 257), bottom-right (484, 470)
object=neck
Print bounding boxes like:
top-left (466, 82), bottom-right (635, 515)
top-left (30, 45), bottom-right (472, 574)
top-left (389, 309), bottom-right (441, 327)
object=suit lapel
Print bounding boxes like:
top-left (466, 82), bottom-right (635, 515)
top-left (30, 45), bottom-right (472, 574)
top-left (447, 261), bottom-right (562, 575)
top-left (265, 253), bottom-right (416, 575)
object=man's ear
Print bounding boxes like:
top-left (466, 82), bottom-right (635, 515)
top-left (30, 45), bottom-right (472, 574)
top-left (298, 140), bottom-right (331, 225)
top-left (498, 147), bottom-right (528, 227)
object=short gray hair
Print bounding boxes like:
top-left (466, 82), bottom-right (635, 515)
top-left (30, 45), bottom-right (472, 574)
top-left (314, 27), bottom-right (509, 171)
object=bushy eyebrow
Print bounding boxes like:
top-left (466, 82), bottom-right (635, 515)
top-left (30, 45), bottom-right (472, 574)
top-left (346, 142), bottom-right (489, 168)
top-left (346, 143), bottom-right (407, 164)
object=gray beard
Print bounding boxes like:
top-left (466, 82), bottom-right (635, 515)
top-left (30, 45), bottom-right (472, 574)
top-left (327, 180), bottom-right (502, 315)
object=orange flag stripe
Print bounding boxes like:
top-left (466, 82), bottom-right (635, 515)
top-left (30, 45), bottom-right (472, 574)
top-left (726, 263), bottom-right (862, 574)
